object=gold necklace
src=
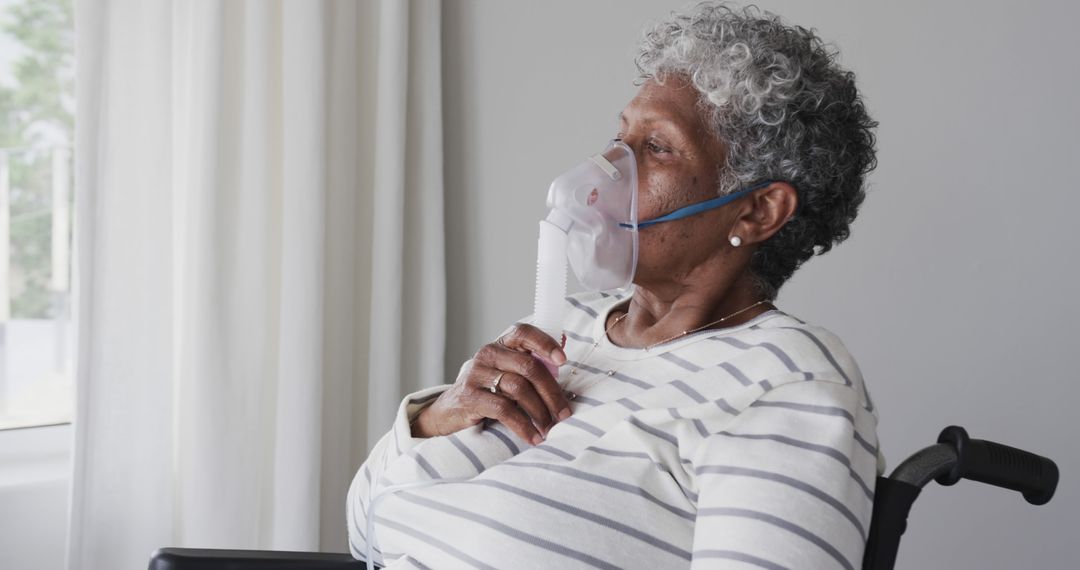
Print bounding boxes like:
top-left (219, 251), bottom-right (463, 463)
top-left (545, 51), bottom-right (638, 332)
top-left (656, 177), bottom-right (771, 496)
top-left (568, 311), bottom-right (630, 377)
top-left (567, 298), bottom-right (771, 379)
top-left (641, 299), bottom-right (770, 351)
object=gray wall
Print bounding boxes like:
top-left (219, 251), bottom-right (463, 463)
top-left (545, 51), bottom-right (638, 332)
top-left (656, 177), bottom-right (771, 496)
top-left (443, 1), bottom-right (1078, 568)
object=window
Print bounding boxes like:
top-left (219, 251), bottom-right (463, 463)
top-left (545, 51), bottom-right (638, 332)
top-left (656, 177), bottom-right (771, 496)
top-left (0, 0), bottom-right (74, 430)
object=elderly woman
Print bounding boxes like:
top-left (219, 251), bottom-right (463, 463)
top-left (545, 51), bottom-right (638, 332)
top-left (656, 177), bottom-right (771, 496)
top-left (348, 3), bottom-right (881, 569)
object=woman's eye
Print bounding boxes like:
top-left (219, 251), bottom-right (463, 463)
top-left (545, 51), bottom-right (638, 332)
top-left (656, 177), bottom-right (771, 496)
top-left (613, 134), bottom-right (671, 155)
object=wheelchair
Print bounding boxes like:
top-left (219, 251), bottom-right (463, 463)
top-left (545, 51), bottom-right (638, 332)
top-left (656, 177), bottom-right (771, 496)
top-left (148, 425), bottom-right (1059, 570)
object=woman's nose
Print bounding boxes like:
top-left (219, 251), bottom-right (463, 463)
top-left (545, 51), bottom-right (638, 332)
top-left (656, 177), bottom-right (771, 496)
top-left (617, 133), bottom-right (642, 153)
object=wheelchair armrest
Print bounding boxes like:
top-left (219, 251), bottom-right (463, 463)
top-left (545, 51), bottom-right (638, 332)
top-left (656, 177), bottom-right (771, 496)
top-left (148, 548), bottom-right (370, 570)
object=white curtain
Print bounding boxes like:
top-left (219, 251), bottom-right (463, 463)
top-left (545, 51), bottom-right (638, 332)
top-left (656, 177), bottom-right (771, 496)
top-left (67, 1), bottom-right (445, 568)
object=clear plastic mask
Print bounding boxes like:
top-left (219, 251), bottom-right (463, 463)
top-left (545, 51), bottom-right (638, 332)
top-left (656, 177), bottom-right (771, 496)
top-left (531, 138), bottom-right (774, 341)
top-left (544, 139), bottom-right (639, 291)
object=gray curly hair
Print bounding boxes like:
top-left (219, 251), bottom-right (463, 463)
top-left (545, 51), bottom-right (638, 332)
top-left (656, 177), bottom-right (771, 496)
top-left (636, 2), bottom-right (878, 298)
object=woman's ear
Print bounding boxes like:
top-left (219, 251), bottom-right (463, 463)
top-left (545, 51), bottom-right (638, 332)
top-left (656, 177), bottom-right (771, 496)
top-left (731, 182), bottom-right (798, 245)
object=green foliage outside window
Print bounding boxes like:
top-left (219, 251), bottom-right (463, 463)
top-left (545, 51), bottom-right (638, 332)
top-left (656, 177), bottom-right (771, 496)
top-left (0, 0), bottom-right (73, 319)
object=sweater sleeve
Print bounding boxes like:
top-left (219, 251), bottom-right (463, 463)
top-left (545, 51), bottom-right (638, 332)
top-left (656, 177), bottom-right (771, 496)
top-left (346, 384), bottom-right (450, 563)
top-left (688, 379), bottom-right (879, 570)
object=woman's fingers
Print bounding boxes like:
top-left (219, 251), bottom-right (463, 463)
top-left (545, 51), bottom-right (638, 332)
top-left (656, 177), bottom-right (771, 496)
top-left (497, 323), bottom-right (566, 365)
top-left (469, 356), bottom-right (554, 434)
top-left (475, 343), bottom-right (571, 429)
top-left (492, 372), bottom-right (553, 434)
top-left (466, 382), bottom-right (544, 445)
top-left (441, 324), bottom-right (577, 445)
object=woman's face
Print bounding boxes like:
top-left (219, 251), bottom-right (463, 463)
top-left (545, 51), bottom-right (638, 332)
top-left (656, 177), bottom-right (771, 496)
top-left (617, 76), bottom-right (734, 286)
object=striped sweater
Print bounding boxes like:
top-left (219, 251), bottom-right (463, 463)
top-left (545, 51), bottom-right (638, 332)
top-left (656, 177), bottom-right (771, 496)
top-left (347, 291), bottom-right (884, 569)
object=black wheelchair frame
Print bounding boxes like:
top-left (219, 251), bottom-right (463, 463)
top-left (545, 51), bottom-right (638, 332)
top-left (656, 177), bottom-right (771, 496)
top-left (148, 425), bottom-right (1059, 570)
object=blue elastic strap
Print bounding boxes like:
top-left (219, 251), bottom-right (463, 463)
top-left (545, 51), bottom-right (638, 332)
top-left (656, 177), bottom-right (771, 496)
top-left (620, 180), bottom-right (776, 230)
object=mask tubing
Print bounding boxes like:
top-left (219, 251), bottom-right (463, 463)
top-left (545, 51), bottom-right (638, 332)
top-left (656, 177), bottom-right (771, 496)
top-left (532, 219), bottom-right (568, 341)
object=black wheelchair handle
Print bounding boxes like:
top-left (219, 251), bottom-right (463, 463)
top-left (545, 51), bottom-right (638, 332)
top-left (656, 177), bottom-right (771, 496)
top-left (935, 425), bottom-right (1059, 505)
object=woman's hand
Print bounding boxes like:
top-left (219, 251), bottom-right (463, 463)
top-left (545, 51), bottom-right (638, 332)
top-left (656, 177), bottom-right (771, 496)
top-left (412, 323), bottom-right (571, 445)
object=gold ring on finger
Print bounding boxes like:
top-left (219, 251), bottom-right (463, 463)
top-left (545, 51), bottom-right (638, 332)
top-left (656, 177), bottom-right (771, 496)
top-left (489, 372), bottom-right (505, 394)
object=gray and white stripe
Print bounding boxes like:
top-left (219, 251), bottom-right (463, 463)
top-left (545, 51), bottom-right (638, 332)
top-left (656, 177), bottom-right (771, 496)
top-left (346, 292), bottom-right (878, 569)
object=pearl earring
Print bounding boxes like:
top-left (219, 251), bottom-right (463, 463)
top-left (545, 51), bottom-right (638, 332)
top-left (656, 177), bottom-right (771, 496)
top-left (729, 236), bottom-right (742, 247)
